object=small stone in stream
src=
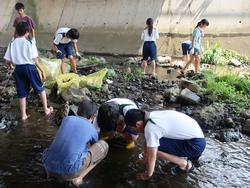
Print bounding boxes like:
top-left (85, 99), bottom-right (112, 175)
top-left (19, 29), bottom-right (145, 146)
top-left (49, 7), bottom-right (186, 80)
top-left (215, 129), bottom-right (241, 142)
top-left (242, 119), bottom-right (250, 135)
top-left (228, 58), bottom-right (242, 67)
top-left (220, 151), bottom-right (229, 158)
top-left (102, 84), bottom-right (109, 93)
top-left (224, 118), bottom-right (235, 128)
top-left (68, 104), bottom-right (78, 116)
top-left (155, 95), bottom-right (163, 102)
top-left (241, 110), bottom-right (250, 119)
top-left (180, 79), bottom-right (201, 93)
top-left (179, 88), bottom-right (201, 105)
top-left (157, 56), bottom-right (171, 63)
top-left (127, 57), bottom-right (137, 64)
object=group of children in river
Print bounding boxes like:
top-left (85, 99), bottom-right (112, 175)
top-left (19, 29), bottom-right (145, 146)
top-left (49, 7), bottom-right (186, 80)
top-left (3, 2), bottom-right (208, 186)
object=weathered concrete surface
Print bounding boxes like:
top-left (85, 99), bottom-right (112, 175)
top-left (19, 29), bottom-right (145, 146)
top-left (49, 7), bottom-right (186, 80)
top-left (1, 0), bottom-right (250, 56)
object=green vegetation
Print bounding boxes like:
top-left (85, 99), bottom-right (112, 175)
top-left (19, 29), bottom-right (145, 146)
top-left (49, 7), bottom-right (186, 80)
top-left (200, 68), bottom-right (250, 110)
top-left (201, 43), bottom-right (248, 65)
top-left (83, 56), bottom-right (105, 65)
top-left (119, 67), bottom-right (143, 82)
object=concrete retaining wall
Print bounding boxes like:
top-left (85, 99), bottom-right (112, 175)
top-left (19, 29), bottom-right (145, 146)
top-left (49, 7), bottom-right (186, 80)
top-left (1, 0), bottom-right (250, 56)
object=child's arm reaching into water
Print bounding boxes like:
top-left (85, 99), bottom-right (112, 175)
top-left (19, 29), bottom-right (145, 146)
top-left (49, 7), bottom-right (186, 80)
top-left (33, 58), bottom-right (46, 81)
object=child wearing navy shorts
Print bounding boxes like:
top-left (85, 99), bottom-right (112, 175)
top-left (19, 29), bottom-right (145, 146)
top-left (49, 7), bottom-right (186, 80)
top-left (51, 27), bottom-right (80, 74)
top-left (181, 40), bottom-right (192, 63)
top-left (4, 22), bottom-right (53, 121)
top-left (141, 18), bottom-right (159, 76)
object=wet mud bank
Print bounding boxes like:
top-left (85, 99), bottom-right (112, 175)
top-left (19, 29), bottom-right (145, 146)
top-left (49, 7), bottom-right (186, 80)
top-left (0, 48), bottom-right (250, 187)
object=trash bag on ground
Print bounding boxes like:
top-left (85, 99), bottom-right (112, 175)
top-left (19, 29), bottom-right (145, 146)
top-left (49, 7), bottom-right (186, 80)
top-left (56, 73), bottom-right (79, 93)
top-left (56, 68), bottom-right (108, 93)
top-left (37, 58), bottom-right (61, 88)
top-left (79, 68), bottom-right (108, 89)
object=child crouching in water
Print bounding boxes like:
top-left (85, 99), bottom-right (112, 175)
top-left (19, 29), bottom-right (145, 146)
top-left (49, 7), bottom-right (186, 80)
top-left (141, 18), bottom-right (159, 76)
top-left (4, 22), bottom-right (53, 121)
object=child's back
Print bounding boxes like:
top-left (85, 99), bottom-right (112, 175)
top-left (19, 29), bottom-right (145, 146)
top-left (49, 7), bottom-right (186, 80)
top-left (5, 37), bottom-right (37, 65)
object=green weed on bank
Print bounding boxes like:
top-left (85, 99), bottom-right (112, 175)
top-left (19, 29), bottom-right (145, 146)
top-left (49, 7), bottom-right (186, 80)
top-left (201, 69), bottom-right (250, 110)
top-left (201, 43), bottom-right (249, 65)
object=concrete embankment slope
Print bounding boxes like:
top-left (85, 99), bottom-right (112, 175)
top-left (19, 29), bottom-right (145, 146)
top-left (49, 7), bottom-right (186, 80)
top-left (1, 0), bottom-right (250, 56)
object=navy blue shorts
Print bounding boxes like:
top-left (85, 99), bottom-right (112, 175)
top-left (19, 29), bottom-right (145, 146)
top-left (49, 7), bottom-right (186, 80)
top-left (181, 43), bottom-right (192, 55)
top-left (142, 41), bottom-right (157, 61)
top-left (56, 42), bottom-right (73, 59)
top-left (14, 64), bottom-right (44, 98)
top-left (158, 137), bottom-right (206, 160)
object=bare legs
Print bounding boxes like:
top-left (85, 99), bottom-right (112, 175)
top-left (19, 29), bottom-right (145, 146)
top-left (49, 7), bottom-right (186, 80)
top-left (182, 55), bottom-right (200, 74)
top-left (182, 54), bottom-right (190, 63)
top-left (69, 55), bottom-right (77, 73)
top-left (60, 56), bottom-right (77, 74)
top-left (19, 97), bottom-right (29, 121)
top-left (19, 90), bottom-right (53, 121)
top-left (71, 140), bottom-right (109, 186)
top-left (157, 151), bottom-right (191, 170)
top-left (142, 60), bottom-right (156, 75)
top-left (39, 90), bottom-right (53, 116)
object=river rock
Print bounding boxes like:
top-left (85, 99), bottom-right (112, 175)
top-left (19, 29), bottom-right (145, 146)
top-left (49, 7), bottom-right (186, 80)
top-left (242, 119), bottom-right (250, 135)
top-left (241, 110), bottom-right (250, 119)
top-left (228, 58), bottom-right (242, 67)
top-left (180, 79), bottom-right (201, 93)
top-left (61, 87), bottom-right (90, 103)
top-left (224, 118), bottom-right (235, 128)
top-left (157, 56), bottom-right (171, 63)
top-left (179, 88), bottom-right (201, 105)
top-left (215, 129), bottom-right (241, 142)
top-left (68, 104), bottom-right (78, 116)
top-left (192, 103), bottom-right (225, 129)
top-left (126, 57), bottom-right (137, 64)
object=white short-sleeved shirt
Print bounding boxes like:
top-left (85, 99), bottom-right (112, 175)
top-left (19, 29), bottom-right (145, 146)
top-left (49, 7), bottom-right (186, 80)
top-left (145, 110), bottom-right (204, 148)
top-left (53, 27), bottom-right (77, 45)
top-left (4, 37), bottom-right (38, 65)
top-left (108, 98), bottom-right (138, 116)
top-left (141, 28), bottom-right (159, 42)
top-left (93, 98), bottom-right (138, 129)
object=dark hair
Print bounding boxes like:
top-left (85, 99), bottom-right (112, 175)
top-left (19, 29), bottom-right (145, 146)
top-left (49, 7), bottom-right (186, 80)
top-left (146, 18), bottom-right (154, 36)
top-left (15, 2), bottom-right (25, 10)
top-left (196, 19), bottom-right (209, 28)
top-left (16, 21), bottom-right (30, 37)
top-left (97, 102), bottom-right (120, 132)
top-left (77, 100), bottom-right (97, 119)
top-left (67, 28), bottom-right (80, 39)
top-left (124, 109), bottom-right (145, 127)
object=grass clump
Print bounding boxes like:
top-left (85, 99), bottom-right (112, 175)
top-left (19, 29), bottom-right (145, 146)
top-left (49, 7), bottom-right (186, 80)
top-left (120, 67), bottom-right (143, 82)
top-left (202, 43), bottom-right (248, 65)
top-left (201, 69), bottom-right (250, 110)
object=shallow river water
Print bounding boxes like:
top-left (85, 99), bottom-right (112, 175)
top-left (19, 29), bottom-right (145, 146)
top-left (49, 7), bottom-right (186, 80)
top-left (0, 110), bottom-right (250, 188)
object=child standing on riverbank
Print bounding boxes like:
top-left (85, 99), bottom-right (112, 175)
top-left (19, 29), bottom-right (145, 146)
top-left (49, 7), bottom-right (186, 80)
top-left (51, 27), bottom-right (81, 74)
top-left (4, 22), bottom-right (53, 121)
top-left (141, 18), bottom-right (159, 76)
top-left (13, 2), bottom-right (35, 39)
top-left (181, 19), bottom-right (209, 74)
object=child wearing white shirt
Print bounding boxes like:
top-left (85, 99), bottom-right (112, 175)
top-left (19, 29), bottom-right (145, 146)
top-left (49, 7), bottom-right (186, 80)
top-left (141, 18), bottom-right (159, 76)
top-left (4, 22), bottom-right (53, 121)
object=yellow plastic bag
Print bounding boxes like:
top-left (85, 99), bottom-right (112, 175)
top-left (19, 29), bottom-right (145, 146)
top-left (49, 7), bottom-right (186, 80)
top-left (37, 58), bottom-right (62, 88)
top-left (79, 68), bottom-right (108, 89)
top-left (56, 73), bottom-right (79, 93)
